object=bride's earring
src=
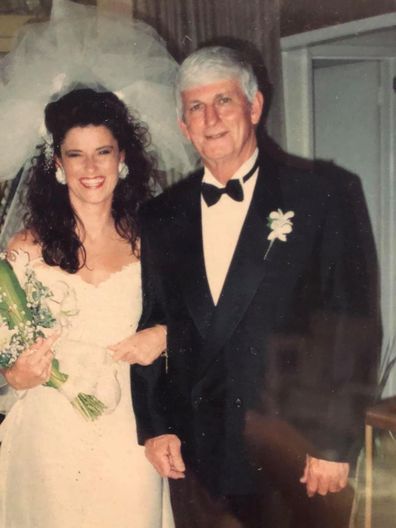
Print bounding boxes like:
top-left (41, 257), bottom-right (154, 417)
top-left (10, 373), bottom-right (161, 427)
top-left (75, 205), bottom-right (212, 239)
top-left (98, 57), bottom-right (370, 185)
top-left (118, 161), bottom-right (129, 180)
top-left (55, 165), bottom-right (66, 185)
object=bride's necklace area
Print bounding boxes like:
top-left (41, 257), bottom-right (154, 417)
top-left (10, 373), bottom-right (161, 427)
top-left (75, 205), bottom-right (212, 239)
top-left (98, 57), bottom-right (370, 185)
top-left (81, 235), bottom-right (134, 275)
top-left (75, 215), bottom-right (134, 277)
top-left (77, 219), bottom-right (116, 268)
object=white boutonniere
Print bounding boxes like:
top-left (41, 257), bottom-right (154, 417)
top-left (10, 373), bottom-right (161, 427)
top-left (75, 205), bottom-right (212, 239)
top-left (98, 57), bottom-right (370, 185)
top-left (264, 209), bottom-right (295, 260)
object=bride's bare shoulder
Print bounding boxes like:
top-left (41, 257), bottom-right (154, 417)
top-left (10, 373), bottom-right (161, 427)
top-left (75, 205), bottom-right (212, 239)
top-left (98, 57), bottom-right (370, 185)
top-left (7, 230), bottom-right (42, 260)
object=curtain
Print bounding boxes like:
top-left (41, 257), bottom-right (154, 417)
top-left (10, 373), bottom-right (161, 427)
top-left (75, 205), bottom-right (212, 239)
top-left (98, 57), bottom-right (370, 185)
top-left (133, 0), bottom-right (285, 147)
top-left (0, 0), bottom-right (51, 14)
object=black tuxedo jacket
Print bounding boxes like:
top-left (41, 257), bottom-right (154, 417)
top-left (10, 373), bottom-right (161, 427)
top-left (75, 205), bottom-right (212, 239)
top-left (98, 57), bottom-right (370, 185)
top-left (132, 153), bottom-right (380, 496)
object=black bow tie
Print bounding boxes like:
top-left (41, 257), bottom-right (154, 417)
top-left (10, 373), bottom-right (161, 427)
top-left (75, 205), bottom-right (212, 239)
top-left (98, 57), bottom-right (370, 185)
top-left (201, 159), bottom-right (259, 207)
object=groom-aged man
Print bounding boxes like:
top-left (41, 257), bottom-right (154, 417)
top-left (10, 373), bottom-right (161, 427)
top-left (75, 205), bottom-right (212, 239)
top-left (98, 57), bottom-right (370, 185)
top-left (133, 46), bottom-right (380, 527)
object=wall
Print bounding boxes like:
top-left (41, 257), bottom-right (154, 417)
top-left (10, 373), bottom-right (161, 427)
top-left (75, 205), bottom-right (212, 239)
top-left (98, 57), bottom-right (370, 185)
top-left (280, 0), bottom-right (396, 36)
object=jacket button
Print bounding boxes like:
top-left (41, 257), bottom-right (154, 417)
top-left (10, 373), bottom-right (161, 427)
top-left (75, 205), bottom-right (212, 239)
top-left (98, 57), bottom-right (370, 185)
top-left (192, 396), bottom-right (203, 409)
top-left (234, 397), bottom-right (242, 408)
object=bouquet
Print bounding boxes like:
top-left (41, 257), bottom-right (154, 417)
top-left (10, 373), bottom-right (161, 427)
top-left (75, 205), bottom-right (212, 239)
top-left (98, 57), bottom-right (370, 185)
top-left (0, 253), bottom-right (109, 420)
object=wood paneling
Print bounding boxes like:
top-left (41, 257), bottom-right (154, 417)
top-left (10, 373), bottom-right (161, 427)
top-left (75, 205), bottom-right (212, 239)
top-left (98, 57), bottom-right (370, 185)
top-left (0, 15), bottom-right (32, 52)
top-left (280, 0), bottom-right (396, 36)
top-left (97, 0), bottom-right (133, 16)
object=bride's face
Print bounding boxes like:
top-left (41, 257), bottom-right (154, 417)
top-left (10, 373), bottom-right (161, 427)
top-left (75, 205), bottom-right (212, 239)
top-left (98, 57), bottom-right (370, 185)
top-left (56, 124), bottom-right (125, 208)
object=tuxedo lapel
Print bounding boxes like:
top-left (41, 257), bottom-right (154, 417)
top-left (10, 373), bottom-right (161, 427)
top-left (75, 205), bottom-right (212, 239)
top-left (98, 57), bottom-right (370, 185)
top-left (175, 173), bottom-right (215, 339)
top-left (196, 155), bottom-right (284, 379)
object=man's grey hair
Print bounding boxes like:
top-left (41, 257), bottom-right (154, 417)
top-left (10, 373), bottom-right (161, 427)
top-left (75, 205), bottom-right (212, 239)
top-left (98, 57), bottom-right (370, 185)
top-left (175, 46), bottom-right (259, 120)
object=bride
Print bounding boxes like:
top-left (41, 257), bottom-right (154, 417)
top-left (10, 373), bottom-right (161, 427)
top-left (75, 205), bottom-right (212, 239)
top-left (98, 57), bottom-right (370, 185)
top-left (0, 87), bottom-right (174, 527)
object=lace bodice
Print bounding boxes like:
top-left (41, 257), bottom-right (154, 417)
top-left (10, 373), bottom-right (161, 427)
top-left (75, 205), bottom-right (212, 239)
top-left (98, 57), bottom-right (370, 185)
top-left (11, 252), bottom-right (142, 348)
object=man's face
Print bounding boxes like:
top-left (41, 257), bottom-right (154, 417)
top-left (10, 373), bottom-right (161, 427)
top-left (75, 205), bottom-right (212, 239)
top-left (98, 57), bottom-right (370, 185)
top-left (179, 78), bottom-right (263, 169)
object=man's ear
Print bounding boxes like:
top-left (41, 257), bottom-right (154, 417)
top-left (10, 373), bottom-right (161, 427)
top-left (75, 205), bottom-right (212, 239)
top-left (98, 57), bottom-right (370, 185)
top-left (250, 90), bottom-right (264, 126)
top-left (120, 150), bottom-right (126, 163)
top-left (55, 156), bottom-right (63, 169)
top-left (178, 119), bottom-right (192, 142)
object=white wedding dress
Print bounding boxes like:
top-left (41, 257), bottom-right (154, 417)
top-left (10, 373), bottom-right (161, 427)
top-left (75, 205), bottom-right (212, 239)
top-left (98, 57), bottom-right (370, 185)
top-left (0, 256), bottom-right (174, 528)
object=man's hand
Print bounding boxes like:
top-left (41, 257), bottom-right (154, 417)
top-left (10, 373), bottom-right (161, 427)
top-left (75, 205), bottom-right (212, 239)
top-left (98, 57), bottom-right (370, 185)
top-left (300, 454), bottom-right (349, 497)
top-left (145, 434), bottom-right (185, 479)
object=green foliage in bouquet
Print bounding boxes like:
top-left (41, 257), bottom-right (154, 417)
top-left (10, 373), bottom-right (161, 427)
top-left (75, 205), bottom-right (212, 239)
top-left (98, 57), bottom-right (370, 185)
top-left (0, 258), bottom-right (39, 368)
top-left (0, 256), bottom-right (107, 420)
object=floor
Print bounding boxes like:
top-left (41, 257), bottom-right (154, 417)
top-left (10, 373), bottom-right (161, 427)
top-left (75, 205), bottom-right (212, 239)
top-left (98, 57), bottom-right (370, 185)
top-left (353, 431), bottom-right (396, 528)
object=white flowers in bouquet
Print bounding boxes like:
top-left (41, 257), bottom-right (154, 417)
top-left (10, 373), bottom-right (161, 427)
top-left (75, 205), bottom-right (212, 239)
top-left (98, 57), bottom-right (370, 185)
top-left (0, 324), bottom-right (15, 352)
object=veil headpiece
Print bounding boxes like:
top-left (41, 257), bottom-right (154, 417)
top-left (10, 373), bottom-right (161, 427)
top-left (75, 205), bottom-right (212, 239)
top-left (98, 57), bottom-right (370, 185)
top-left (0, 0), bottom-right (196, 182)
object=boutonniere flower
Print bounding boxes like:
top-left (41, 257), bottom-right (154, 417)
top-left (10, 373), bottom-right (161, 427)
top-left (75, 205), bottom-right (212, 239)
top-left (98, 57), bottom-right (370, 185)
top-left (264, 209), bottom-right (295, 259)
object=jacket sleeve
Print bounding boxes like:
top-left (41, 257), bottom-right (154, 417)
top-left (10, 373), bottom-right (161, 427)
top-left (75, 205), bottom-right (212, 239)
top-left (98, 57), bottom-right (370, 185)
top-left (305, 166), bottom-right (381, 463)
top-left (131, 208), bottom-right (174, 444)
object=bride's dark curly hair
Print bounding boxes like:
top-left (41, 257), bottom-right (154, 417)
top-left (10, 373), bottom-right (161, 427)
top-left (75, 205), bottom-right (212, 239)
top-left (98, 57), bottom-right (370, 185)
top-left (24, 88), bottom-right (157, 273)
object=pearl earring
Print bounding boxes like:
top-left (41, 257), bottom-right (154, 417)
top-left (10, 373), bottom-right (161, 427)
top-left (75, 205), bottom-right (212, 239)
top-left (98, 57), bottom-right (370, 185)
top-left (55, 166), bottom-right (66, 185)
top-left (118, 161), bottom-right (129, 180)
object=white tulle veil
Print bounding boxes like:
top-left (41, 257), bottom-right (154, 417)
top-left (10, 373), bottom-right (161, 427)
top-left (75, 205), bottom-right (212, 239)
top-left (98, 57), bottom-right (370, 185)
top-left (0, 0), bottom-right (197, 248)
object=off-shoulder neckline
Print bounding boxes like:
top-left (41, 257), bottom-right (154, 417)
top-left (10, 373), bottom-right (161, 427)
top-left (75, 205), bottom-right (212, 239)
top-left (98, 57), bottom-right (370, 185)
top-left (15, 252), bottom-right (140, 289)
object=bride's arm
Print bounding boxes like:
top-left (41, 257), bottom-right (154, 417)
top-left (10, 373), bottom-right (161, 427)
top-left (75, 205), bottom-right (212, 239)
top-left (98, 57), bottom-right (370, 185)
top-left (109, 325), bottom-right (167, 365)
top-left (6, 229), bottom-right (42, 260)
top-left (109, 230), bottom-right (168, 365)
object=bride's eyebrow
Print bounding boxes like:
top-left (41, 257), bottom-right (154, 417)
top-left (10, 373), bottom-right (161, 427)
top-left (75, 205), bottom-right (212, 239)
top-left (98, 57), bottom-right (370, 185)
top-left (96, 145), bottom-right (114, 151)
top-left (64, 145), bottom-right (114, 154)
top-left (63, 148), bottom-right (82, 155)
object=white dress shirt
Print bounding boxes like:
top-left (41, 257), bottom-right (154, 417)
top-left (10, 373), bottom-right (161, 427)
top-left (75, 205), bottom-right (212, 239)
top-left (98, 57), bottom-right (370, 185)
top-left (201, 149), bottom-right (259, 305)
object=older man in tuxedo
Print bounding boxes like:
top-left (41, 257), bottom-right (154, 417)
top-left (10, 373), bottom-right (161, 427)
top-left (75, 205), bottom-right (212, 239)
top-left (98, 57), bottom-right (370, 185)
top-left (132, 46), bottom-right (380, 527)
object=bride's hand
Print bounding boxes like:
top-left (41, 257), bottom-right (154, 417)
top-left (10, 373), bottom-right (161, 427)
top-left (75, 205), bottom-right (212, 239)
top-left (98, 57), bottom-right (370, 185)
top-left (109, 325), bottom-right (167, 365)
top-left (1, 332), bottom-right (60, 390)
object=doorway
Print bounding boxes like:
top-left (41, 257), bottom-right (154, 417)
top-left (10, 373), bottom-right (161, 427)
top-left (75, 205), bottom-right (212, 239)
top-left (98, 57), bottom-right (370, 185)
top-left (281, 15), bottom-right (396, 394)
